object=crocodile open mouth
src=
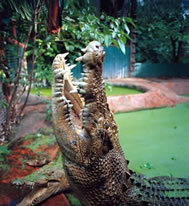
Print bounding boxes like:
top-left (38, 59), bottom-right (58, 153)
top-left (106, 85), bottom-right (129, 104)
top-left (51, 41), bottom-right (119, 165)
top-left (52, 41), bottom-right (105, 131)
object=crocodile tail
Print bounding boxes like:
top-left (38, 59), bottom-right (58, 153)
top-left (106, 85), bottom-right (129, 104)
top-left (129, 173), bottom-right (189, 206)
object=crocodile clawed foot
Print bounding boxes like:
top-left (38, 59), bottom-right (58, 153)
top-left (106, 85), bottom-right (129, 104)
top-left (17, 170), bottom-right (70, 206)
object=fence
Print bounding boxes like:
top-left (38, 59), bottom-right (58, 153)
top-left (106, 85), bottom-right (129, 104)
top-left (72, 46), bottom-right (130, 79)
top-left (133, 63), bottom-right (189, 78)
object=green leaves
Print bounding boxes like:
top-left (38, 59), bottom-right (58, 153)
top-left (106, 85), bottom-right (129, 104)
top-left (118, 39), bottom-right (126, 54)
top-left (0, 145), bottom-right (11, 155)
top-left (104, 35), bottom-right (112, 47)
top-left (7, 0), bottom-right (37, 20)
top-left (101, 16), bottom-right (132, 53)
top-left (56, 10), bottom-right (133, 55)
top-left (124, 24), bottom-right (130, 34)
top-left (136, 0), bottom-right (189, 63)
top-left (0, 100), bottom-right (8, 109)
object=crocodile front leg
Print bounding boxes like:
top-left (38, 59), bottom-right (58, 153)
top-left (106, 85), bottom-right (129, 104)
top-left (17, 170), bottom-right (70, 206)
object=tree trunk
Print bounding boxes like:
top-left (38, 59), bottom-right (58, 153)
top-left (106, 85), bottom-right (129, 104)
top-left (175, 40), bottom-right (183, 63)
top-left (171, 37), bottom-right (183, 63)
top-left (129, 0), bottom-right (137, 76)
top-left (47, 0), bottom-right (64, 34)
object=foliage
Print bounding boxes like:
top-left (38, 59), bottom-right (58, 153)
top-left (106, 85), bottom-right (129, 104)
top-left (136, 0), bottom-right (189, 63)
top-left (57, 12), bottom-right (133, 60)
top-left (0, 0), bottom-right (133, 140)
top-left (0, 0), bottom-right (43, 139)
top-left (24, 130), bottom-right (56, 150)
top-left (12, 151), bottom-right (62, 185)
top-left (0, 144), bottom-right (11, 171)
top-left (6, 0), bottom-right (36, 20)
top-left (0, 145), bottom-right (11, 155)
top-left (30, 15), bottom-right (132, 87)
top-left (2, 0), bottom-right (133, 88)
top-left (0, 99), bottom-right (8, 109)
top-left (27, 2), bottom-right (133, 86)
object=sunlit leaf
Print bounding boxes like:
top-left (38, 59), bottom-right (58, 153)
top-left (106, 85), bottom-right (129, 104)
top-left (124, 24), bottom-right (130, 34)
top-left (104, 35), bottom-right (112, 47)
top-left (112, 31), bottom-right (116, 38)
top-left (126, 17), bottom-right (135, 27)
top-left (112, 39), bottom-right (119, 48)
top-left (118, 39), bottom-right (126, 54)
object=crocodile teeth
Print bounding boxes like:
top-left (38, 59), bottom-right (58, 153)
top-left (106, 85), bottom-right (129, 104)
top-left (79, 82), bottom-right (87, 88)
top-left (83, 73), bottom-right (90, 77)
top-left (83, 67), bottom-right (91, 72)
top-left (53, 92), bottom-right (62, 97)
top-left (68, 64), bottom-right (76, 70)
top-left (82, 120), bottom-right (87, 126)
top-left (76, 56), bottom-right (83, 62)
top-left (85, 104), bottom-right (89, 108)
top-left (56, 79), bottom-right (63, 83)
top-left (98, 117), bottom-right (103, 122)
top-left (55, 72), bottom-right (63, 79)
top-left (62, 52), bottom-right (69, 58)
top-left (73, 82), bottom-right (80, 86)
top-left (83, 68), bottom-right (91, 73)
top-left (55, 96), bottom-right (66, 103)
top-left (63, 104), bottom-right (68, 110)
top-left (83, 77), bottom-right (88, 82)
top-left (54, 88), bottom-right (62, 92)
top-left (83, 113), bottom-right (89, 117)
top-left (65, 113), bottom-right (70, 118)
top-left (70, 88), bottom-right (78, 94)
top-left (54, 68), bottom-right (63, 74)
top-left (55, 83), bottom-right (64, 87)
top-left (58, 101), bottom-right (66, 107)
top-left (79, 89), bottom-right (86, 94)
top-left (83, 108), bottom-right (89, 113)
top-left (66, 117), bottom-right (71, 123)
top-left (68, 121), bottom-right (73, 127)
top-left (68, 104), bottom-right (73, 109)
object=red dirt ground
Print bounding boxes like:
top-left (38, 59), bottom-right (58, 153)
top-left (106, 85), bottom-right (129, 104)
top-left (0, 137), bottom-right (63, 206)
top-left (107, 78), bottom-right (189, 113)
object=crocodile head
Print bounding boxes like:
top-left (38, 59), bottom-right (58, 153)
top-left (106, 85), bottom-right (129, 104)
top-left (51, 40), bottom-right (121, 166)
top-left (51, 41), bottom-right (131, 206)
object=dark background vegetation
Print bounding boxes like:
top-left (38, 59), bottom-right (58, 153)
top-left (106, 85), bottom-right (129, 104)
top-left (0, 0), bottom-right (189, 140)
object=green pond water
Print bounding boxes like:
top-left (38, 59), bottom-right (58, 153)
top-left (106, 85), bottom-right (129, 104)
top-left (31, 85), bottom-right (142, 97)
top-left (115, 101), bottom-right (189, 178)
top-left (30, 86), bottom-right (189, 178)
top-left (2, 87), bottom-right (189, 205)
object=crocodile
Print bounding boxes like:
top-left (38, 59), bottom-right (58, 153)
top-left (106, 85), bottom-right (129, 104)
top-left (18, 41), bottom-right (189, 206)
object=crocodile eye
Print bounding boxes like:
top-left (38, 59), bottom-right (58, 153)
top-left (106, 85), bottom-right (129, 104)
top-left (104, 122), bottom-right (109, 129)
